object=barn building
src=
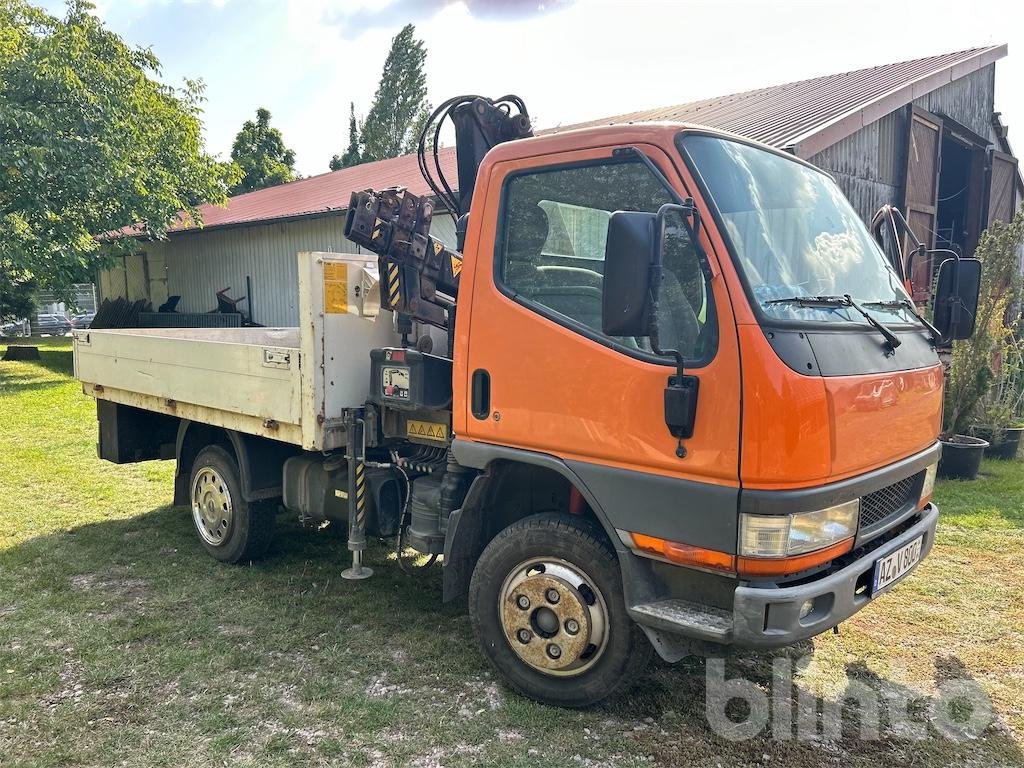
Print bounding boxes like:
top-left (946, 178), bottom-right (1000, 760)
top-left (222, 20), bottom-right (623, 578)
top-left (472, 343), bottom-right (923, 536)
top-left (99, 45), bottom-right (1019, 325)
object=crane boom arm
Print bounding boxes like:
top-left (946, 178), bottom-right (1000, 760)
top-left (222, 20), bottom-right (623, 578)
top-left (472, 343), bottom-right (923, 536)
top-left (342, 95), bottom-right (531, 331)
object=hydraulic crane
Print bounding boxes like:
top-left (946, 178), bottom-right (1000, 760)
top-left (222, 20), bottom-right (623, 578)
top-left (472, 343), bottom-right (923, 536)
top-left (344, 95), bottom-right (534, 332)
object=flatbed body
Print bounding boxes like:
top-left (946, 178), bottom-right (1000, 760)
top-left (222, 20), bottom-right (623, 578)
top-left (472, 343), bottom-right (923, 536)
top-left (73, 252), bottom-right (400, 451)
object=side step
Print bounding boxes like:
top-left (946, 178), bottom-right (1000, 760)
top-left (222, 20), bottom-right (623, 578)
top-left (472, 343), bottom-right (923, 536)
top-left (630, 599), bottom-right (734, 643)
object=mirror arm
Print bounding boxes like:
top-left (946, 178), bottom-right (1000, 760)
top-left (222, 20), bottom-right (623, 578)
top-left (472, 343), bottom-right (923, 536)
top-left (871, 204), bottom-right (927, 285)
top-left (612, 146), bottom-right (686, 205)
top-left (650, 202), bottom-right (700, 383)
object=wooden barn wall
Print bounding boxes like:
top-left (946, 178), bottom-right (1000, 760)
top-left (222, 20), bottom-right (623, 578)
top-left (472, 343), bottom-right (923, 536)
top-left (98, 212), bottom-right (457, 328)
top-left (808, 110), bottom-right (903, 224)
top-left (913, 65), bottom-right (995, 140)
top-left (808, 65), bottom-right (996, 226)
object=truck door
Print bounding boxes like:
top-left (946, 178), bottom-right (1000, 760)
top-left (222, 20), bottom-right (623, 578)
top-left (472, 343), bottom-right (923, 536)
top-left (458, 144), bottom-right (742, 552)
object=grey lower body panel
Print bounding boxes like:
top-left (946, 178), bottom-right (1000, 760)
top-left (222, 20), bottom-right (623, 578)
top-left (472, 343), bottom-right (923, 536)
top-left (451, 438), bottom-right (740, 554)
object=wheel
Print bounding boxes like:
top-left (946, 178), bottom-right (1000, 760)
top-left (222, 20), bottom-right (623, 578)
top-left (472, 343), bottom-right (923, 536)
top-left (188, 445), bottom-right (275, 563)
top-left (468, 513), bottom-right (651, 707)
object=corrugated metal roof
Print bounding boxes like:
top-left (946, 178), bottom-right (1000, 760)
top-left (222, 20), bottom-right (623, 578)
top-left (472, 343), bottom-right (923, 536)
top-left (159, 45), bottom-right (1006, 235)
top-left (550, 46), bottom-right (1006, 157)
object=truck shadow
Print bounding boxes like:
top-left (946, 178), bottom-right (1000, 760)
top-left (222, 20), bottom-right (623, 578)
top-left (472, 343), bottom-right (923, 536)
top-left (1, 504), bottom-right (1019, 767)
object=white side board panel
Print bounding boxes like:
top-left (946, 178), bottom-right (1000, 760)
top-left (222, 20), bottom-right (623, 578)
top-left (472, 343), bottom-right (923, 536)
top-left (74, 327), bottom-right (304, 444)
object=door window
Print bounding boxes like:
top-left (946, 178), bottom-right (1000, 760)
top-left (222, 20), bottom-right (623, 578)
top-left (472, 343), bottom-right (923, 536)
top-left (497, 158), bottom-right (715, 362)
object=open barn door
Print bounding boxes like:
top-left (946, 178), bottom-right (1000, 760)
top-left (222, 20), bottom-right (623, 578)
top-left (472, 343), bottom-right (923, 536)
top-left (986, 150), bottom-right (1019, 228)
top-left (903, 107), bottom-right (943, 301)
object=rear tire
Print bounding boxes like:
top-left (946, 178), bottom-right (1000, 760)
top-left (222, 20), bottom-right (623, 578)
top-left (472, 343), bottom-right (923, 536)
top-left (468, 513), bottom-right (650, 707)
top-left (188, 446), bottom-right (275, 563)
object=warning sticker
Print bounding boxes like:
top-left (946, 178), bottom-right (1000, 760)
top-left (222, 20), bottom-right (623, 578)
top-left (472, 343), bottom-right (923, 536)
top-left (433, 240), bottom-right (443, 256)
top-left (450, 254), bottom-right (463, 278)
top-left (406, 419), bottom-right (448, 442)
top-left (323, 262), bottom-right (348, 314)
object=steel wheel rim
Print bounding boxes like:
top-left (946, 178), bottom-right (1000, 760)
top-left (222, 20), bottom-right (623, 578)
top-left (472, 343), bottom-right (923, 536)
top-left (498, 556), bottom-right (609, 677)
top-left (191, 467), bottom-right (233, 546)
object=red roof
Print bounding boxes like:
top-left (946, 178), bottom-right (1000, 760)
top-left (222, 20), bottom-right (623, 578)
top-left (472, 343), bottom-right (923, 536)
top-left (156, 45), bottom-right (1006, 236)
top-left (157, 148), bottom-right (457, 236)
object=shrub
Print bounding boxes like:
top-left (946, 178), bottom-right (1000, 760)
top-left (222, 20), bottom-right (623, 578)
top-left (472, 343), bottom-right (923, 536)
top-left (943, 210), bottom-right (1024, 436)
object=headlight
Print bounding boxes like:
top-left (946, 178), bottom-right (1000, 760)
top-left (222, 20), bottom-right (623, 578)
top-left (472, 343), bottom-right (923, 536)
top-left (920, 462), bottom-right (937, 506)
top-left (740, 499), bottom-right (859, 557)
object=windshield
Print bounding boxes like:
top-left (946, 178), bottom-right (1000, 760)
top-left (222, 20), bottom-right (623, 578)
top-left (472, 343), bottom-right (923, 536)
top-left (679, 134), bottom-right (916, 325)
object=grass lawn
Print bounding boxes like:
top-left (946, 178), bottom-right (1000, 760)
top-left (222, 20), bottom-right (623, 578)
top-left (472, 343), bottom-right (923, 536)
top-left (1, 338), bottom-right (1022, 767)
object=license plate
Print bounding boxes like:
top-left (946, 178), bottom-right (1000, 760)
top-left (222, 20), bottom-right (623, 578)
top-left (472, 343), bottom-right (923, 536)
top-left (872, 535), bottom-right (923, 594)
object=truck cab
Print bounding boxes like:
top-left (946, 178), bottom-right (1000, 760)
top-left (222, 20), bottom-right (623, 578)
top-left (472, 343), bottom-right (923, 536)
top-left (443, 122), bottom-right (947, 699)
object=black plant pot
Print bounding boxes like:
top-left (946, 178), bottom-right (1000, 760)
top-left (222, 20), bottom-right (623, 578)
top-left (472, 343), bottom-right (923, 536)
top-left (973, 427), bottom-right (1024, 460)
top-left (938, 435), bottom-right (989, 480)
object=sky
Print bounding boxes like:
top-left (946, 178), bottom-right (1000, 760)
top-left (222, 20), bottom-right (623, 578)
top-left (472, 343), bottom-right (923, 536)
top-left (40, 0), bottom-right (1023, 177)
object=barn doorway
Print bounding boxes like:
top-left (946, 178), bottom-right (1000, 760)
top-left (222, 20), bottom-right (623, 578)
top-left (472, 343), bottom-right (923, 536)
top-left (902, 108), bottom-right (1012, 299)
top-left (935, 134), bottom-right (973, 256)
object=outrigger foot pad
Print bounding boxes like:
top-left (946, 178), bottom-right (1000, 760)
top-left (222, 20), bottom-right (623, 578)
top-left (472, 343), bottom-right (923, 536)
top-left (341, 550), bottom-right (373, 581)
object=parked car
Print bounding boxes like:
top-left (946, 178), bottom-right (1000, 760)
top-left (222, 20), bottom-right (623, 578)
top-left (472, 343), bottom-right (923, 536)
top-left (70, 313), bottom-right (95, 330)
top-left (34, 313), bottom-right (72, 336)
top-left (0, 318), bottom-right (31, 337)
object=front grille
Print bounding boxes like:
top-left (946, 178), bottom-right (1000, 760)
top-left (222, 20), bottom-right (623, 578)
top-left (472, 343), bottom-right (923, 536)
top-left (860, 475), bottom-right (918, 531)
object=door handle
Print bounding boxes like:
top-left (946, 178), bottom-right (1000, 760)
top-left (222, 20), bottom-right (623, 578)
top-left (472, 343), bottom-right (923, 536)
top-left (471, 369), bottom-right (491, 420)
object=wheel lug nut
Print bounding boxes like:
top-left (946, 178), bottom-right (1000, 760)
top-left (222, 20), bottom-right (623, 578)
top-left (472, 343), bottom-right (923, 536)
top-left (546, 643), bottom-right (561, 659)
top-left (516, 628), bottom-right (532, 644)
top-left (516, 595), bottom-right (530, 610)
top-left (565, 618), bottom-right (580, 635)
top-left (545, 588), bottom-right (560, 604)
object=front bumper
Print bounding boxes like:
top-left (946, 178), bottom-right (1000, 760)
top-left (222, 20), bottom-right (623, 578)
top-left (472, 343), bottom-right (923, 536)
top-left (731, 503), bottom-right (938, 648)
top-left (627, 503), bottom-right (938, 656)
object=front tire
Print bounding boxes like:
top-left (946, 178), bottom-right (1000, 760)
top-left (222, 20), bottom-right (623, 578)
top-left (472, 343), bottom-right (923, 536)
top-left (188, 446), bottom-right (275, 563)
top-left (468, 513), bottom-right (650, 707)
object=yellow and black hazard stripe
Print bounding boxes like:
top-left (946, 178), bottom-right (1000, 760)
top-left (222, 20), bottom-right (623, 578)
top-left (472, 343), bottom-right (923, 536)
top-left (354, 460), bottom-right (367, 528)
top-left (386, 261), bottom-right (401, 308)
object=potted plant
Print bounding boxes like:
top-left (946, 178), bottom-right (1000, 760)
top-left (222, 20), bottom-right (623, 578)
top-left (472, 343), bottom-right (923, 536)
top-left (939, 210), bottom-right (1024, 479)
top-left (972, 328), bottom-right (1024, 459)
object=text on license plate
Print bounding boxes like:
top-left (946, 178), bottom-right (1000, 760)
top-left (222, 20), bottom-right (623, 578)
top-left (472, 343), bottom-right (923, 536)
top-left (872, 535), bottom-right (923, 593)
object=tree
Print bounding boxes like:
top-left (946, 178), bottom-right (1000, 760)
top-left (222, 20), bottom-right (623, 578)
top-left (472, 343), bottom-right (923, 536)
top-left (0, 0), bottom-right (240, 305)
top-left (0, 265), bottom-right (36, 323)
top-left (360, 24), bottom-right (431, 163)
top-left (229, 107), bottom-right (297, 194)
top-left (330, 103), bottom-right (363, 171)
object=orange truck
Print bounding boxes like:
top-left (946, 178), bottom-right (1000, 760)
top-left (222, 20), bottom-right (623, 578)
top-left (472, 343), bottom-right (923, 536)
top-left (74, 95), bottom-right (981, 707)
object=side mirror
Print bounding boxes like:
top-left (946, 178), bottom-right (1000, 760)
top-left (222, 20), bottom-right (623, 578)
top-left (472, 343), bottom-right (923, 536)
top-left (932, 256), bottom-right (981, 341)
top-left (601, 211), bottom-right (656, 337)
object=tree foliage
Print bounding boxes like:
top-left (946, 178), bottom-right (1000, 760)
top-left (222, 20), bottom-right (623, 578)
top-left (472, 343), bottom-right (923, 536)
top-left (944, 210), bottom-right (1024, 435)
top-left (0, 0), bottom-right (240, 304)
top-left (229, 107), bottom-right (297, 194)
top-left (330, 103), bottom-right (362, 171)
top-left (359, 24), bottom-right (431, 163)
top-left (0, 265), bottom-right (36, 323)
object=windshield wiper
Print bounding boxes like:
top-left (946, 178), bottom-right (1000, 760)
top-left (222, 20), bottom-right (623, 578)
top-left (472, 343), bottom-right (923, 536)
top-left (765, 295), bottom-right (901, 353)
top-left (862, 298), bottom-right (941, 345)
top-left (764, 295), bottom-right (847, 308)
top-left (842, 295), bottom-right (901, 353)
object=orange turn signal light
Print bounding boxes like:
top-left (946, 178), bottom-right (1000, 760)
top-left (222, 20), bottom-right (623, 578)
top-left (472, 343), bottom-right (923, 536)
top-left (629, 533), bottom-right (737, 574)
top-left (627, 533), bottom-right (854, 578)
top-left (736, 538), bottom-right (853, 577)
